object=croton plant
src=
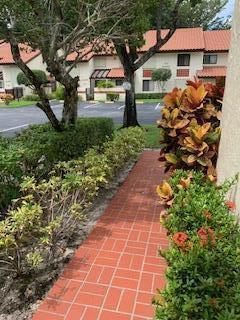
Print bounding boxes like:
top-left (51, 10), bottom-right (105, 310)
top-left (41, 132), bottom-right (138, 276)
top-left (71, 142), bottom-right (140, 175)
top-left (158, 78), bottom-right (223, 179)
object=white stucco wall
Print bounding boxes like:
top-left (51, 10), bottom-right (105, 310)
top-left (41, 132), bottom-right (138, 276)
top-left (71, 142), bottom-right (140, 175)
top-left (1, 53), bottom-right (48, 95)
top-left (135, 51), bottom-right (204, 93)
top-left (0, 50), bottom-right (229, 99)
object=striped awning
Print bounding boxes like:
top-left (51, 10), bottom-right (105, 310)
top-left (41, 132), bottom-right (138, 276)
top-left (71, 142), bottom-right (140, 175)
top-left (91, 68), bottom-right (124, 79)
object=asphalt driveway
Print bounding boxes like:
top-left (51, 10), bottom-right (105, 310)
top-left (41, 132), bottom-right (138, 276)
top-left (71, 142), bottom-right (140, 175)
top-left (0, 101), bottom-right (163, 137)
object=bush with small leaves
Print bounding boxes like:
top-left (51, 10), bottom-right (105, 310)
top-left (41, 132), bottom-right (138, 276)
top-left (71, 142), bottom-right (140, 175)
top-left (154, 171), bottom-right (240, 319)
top-left (0, 118), bottom-right (114, 211)
top-left (0, 127), bottom-right (145, 275)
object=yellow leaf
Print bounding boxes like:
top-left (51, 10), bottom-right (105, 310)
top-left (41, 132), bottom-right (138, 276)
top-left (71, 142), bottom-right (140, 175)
top-left (171, 108), bottom-right (179, 120)
top-left (165, 153), bottom-right (178, 164)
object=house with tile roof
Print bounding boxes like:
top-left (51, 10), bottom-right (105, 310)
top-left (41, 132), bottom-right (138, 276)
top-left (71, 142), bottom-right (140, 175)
top-left (71, 27), bottom-right (231, 101)
top-left (0, 43), bottom-right (47, 97)
top-left (0, 27), bottom-right (231, 100)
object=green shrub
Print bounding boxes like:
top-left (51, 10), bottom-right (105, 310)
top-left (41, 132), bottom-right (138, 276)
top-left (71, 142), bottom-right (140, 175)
top-left (107, 93), bottom-right (119, 101)
top-left (47, 92), bottom-right (56, 100)
top-left (17, 70), bottom-right (48, 87)
top-left (154, 171), bottom-right (240, 319)
top-left (97, 80), bottom-right (115, 88)
top-left (152, 68), bottom-right (172, 93)
top-left (135, 93), bottom-right (165, 99)
top-left (0, 127), bottom-right (145, 275)
top-left (0, 118), bottom-right (114, 210)
top-left (55, 85), bottom-right (65, 100)
top-left (23, 94), bottom-right (40, 101)
top-left (24, 93), bottom-right (56, 101)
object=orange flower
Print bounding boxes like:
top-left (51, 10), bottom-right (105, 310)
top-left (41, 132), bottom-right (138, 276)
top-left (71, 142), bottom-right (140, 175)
top-left (225, 201), bottom-right (236, 211)
top-left (197, 227), bottom-right (215, 246)
top-left (172, 232), bottom-right (188, 248)
top-left (209, 298), bottom-right (218, 307)
top-left (215, 279), bottom-right (225, 287)
top-left (203, 210), bottom-right (212, 220)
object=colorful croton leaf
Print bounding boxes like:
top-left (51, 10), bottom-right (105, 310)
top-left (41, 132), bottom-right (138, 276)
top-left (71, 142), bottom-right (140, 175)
top-left (163, 88), bottom-right (184, 109)
top-left (156, 181), bottom-right (174, 206)
top-left (158, 78), bottom-right (222, 176)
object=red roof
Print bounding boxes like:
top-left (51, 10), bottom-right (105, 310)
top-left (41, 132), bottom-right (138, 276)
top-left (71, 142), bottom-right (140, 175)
top-left (107, 68), bottom-right (124, 78)
top-left (204, 30), bottom-right (231, 52)
top-left (197, 66), bottom-right (227, 78)
top-left (141, 28), bottom-right (205, 52)
top-left (0, 28), bottom-right (231, 65)
top-left (0, 42), bottom-right (40, 64)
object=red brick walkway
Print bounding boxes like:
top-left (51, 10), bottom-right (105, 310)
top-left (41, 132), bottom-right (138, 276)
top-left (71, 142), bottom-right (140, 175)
top-left (32, 151), bottom-right (168, 320)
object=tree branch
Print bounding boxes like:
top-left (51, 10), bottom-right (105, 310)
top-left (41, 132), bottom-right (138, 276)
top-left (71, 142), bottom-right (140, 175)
top-left (134, 0), bottom-right (184, 70)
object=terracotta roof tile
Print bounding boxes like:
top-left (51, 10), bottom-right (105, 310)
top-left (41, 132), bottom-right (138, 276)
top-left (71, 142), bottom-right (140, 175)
top-left (0, 28), bottom-right (231, 65)
top-left (197, 66), bottom-right (227, 78)
top-left (0, 43), bottom-right (40, 64)
top-left (107, 68), bottom-right (124, 78)
top-left (204, 30), bottom-right (231, 52)
top-left (141, 28), bottom-right (205, 52)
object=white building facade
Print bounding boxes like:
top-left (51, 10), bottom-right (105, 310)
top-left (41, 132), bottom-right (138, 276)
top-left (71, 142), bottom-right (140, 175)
top-left (0, 28), bottom-right (230, 101)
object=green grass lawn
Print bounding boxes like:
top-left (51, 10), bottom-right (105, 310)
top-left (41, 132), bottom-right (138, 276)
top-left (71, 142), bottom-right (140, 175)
top-left (115, 124), bottom-right (160, 148)
top-left (0, 100), bottom-right (37, 108)
top-left (143, 124), bottom-right (161, 148)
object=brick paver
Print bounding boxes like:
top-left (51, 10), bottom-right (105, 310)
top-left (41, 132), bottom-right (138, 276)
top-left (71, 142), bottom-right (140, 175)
top-left (32, 151), bottom-right (168, 320)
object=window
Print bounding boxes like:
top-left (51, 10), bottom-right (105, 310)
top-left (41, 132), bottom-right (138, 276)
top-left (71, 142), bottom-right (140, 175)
top-left (177, 54), bottom-right (190, 66)
top-left (115, 79), bottom-right (123, 86)
top-left (143, 80), bottom-right (154, 92)
top-left (203, 54), bottom-right (218, 64)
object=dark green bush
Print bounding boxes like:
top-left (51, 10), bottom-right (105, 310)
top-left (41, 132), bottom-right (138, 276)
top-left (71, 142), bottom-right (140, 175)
top-left (154, 171), bottom-right (240, 319)
top-left (0, 118), bottom-right (114, 211)
top-left (135, 92), bottom-right (165, 99)
top-left (17, 70), bottom-right (48, 87)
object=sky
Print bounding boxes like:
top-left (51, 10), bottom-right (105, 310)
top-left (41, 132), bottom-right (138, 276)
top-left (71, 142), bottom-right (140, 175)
top-left (220, 0), bottom-right (235, 18)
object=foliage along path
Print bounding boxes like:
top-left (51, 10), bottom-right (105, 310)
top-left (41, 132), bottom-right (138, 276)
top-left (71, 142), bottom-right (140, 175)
top-left (32, 151), bottom-right (168, 320)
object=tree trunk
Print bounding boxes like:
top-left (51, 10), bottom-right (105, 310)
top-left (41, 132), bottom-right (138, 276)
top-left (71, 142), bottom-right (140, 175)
top-left (123, 69), bottom-right (140, 127)
top-left (62, 79), bottom-right (78, 126)
top-left (217, 0), bottom-right (240, 214)
top-left (36, 94), bottom-right (62, 131)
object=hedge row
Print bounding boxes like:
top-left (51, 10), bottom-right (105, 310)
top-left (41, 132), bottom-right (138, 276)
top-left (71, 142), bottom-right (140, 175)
top-left (0, 118), bottom-right (114, 210)
top-left (155, 170), bottom-right (240, 319)
top-left (0, 127), bottom-right (145, 275)
top-left (135, 93), bottom-right (165, 99)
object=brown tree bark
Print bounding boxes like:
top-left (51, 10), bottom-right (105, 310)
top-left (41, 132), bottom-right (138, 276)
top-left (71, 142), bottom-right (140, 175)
top-left (9, 40), bottom-right (63, 132)
top-left (43, 57), bottom-right (79, 126)
top-left (62, 78), bottom-right (79, 125)
top-left (123, 69), bottom-right (140, 127)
